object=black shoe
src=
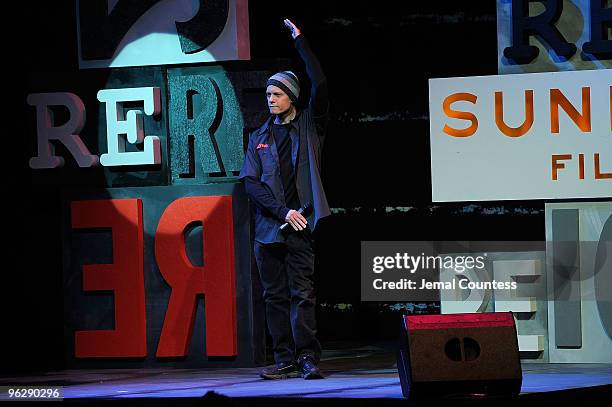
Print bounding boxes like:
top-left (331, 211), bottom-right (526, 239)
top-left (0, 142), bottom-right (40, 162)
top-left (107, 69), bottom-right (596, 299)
top-left (298, 356), bottom-right (324, 380)
top-left (259, 362), bottom-right (301, 380)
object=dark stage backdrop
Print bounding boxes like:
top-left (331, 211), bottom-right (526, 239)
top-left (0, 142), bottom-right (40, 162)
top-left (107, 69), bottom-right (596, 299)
top-left (11, 0), bottom-right (581, 373)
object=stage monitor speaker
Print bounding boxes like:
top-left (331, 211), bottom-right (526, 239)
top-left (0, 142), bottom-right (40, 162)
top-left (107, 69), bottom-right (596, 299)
top-left (397, 312), bottom-right (522, 400)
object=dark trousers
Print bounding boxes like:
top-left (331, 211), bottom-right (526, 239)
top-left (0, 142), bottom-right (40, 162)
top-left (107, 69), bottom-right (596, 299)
top-left (254, 229), bottom-right (321, 365)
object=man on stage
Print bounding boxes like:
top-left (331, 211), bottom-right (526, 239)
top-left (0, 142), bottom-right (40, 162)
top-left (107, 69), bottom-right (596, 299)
top-left (239, 18), bottom-right (330, 380)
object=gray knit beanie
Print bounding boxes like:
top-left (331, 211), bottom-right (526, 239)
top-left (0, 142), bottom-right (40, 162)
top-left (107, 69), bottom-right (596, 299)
top-left (266, 71), bottom-right (300, 103)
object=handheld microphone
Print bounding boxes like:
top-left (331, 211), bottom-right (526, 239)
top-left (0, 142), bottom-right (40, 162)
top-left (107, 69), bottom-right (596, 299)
top-left (280, 202), bottom-right (312, 231)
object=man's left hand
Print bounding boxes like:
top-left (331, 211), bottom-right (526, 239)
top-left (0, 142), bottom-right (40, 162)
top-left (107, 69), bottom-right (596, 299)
top-left (283, 18), bottom-right (301, 39)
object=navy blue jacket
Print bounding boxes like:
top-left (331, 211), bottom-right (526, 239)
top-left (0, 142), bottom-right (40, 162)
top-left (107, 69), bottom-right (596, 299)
top-left (239, 35), bottom-right (330, 244)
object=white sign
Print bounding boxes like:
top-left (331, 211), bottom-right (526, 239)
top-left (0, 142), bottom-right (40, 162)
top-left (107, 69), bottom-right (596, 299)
top-left (429, 69), bottom-right (612, 202)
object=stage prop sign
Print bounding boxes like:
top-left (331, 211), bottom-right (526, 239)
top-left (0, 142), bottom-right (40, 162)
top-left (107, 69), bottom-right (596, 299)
top-left (427, 0), bottom-right (612, 365)
top-left (27, 66), bottom-right (277, 369)
top-left (437, 204), bottom-right (612, 363)
top-left (439, 250), bottom-right (549, 361)
top-left (61, 184), bottom-right (264, 367)
top-left (544, 202), bottom-right (612, 363)
top-left (429, 68), bottom-right (611, 202)
top-left (71, 195), bottom-right (235, 358)
top-left (497, 0), bottom-right (611, 74)
top-left (76, 0), bottom-right (250, 68)
top-left (24, 1), bottom-right (275, 368)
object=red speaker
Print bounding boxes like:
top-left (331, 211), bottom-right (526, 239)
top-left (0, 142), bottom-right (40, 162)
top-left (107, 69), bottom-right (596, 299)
top-left (397, 312), bottom-right (522, 399)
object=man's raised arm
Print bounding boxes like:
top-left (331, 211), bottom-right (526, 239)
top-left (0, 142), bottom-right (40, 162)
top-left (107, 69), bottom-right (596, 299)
top-left (284, 19), bottom-right (329, 121)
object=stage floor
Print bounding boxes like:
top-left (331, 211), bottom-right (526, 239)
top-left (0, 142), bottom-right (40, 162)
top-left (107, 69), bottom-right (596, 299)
top-left (1, 346), bottom-right (611, 401)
